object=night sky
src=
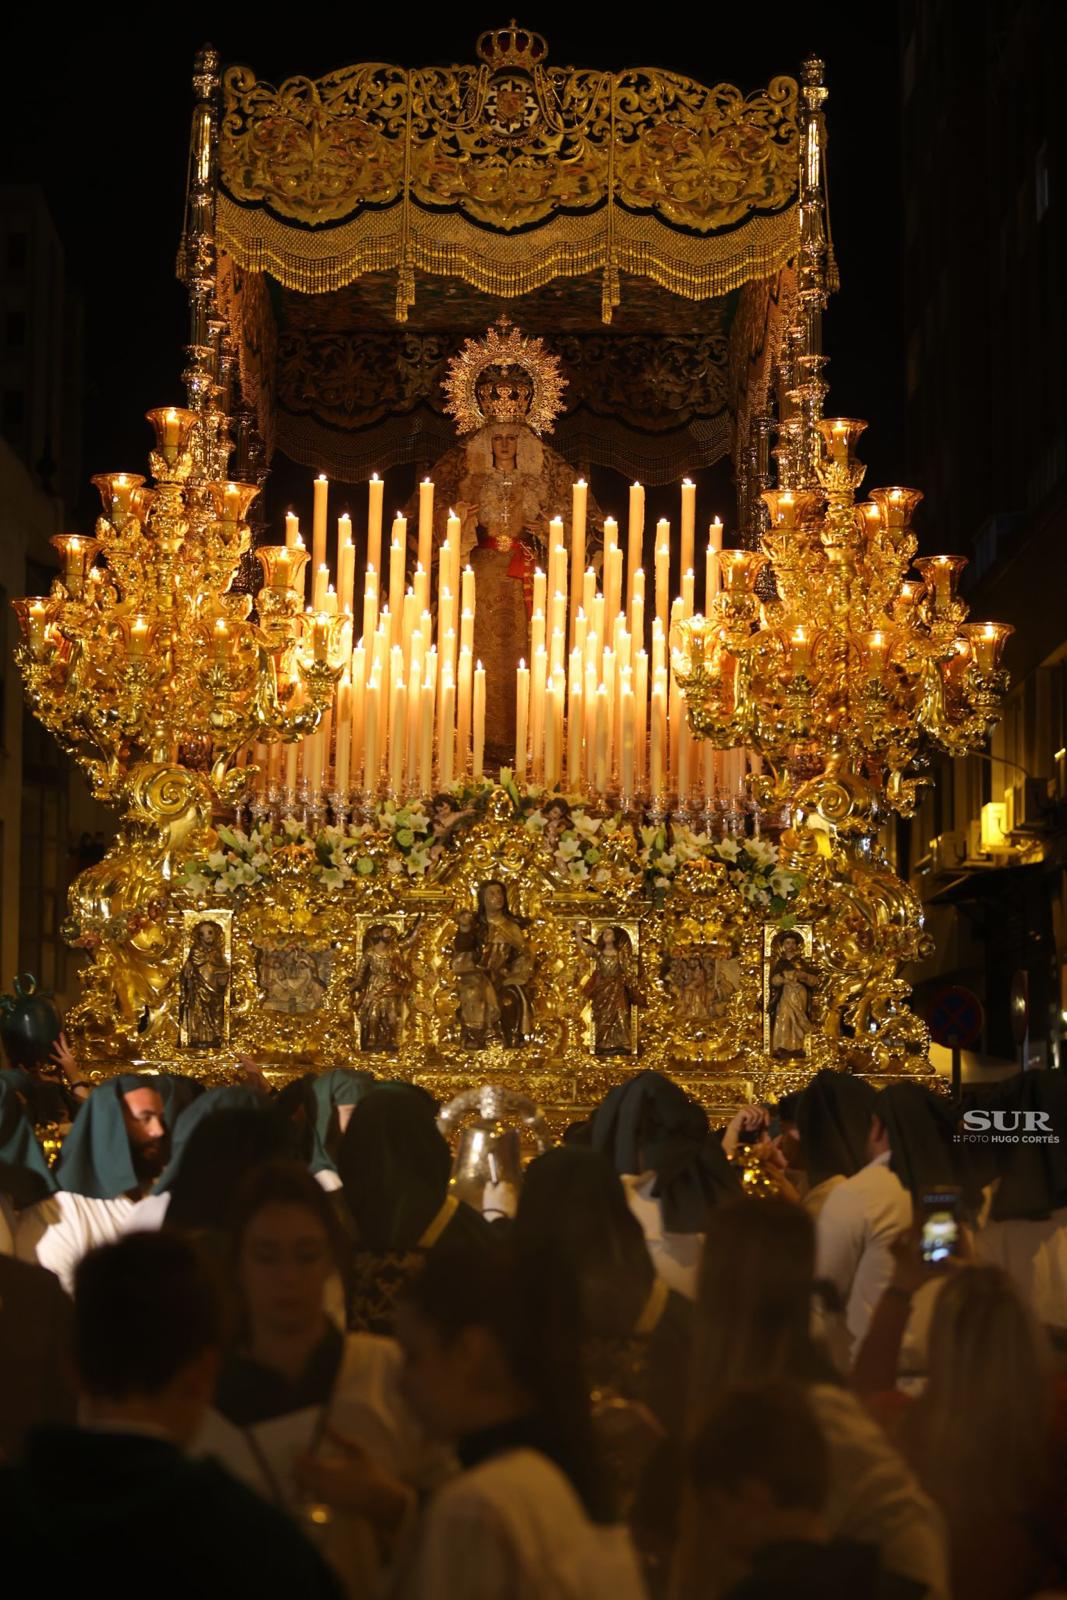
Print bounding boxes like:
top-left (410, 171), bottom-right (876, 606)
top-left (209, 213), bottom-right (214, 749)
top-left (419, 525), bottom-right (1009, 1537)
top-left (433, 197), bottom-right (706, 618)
top-left (2, 11), bottom-right (904, 533)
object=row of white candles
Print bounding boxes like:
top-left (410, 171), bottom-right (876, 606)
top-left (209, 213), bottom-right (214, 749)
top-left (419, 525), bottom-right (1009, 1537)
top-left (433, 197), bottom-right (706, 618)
top-left (249, 472), bottom-right (752, 807)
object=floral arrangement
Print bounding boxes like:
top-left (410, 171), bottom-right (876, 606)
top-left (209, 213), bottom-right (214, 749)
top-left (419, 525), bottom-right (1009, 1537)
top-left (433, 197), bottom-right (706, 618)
top-left (638, 823), bottom-right (805, 921)
top-left (178, 781), bottom-right (803, 921)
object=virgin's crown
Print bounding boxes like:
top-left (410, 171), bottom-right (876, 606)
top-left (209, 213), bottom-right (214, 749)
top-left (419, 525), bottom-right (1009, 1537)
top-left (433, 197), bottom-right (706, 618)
top-left (476, 20), bottom-right (549, 72)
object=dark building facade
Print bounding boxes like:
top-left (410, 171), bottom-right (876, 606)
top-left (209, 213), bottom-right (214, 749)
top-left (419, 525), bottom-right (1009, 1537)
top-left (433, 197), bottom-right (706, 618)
top-left (898, 0), bottom-right (1067, 1066)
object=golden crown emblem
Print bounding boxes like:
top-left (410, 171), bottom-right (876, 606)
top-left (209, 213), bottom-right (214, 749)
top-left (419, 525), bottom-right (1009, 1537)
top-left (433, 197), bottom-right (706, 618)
top-left (442, 315), bottom-right (567, 436)
top-left (476, 20), bottom-right (549, 72)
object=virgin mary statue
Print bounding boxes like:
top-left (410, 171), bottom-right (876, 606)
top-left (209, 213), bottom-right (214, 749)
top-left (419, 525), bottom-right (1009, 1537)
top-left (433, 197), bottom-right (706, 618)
top-left (419, 319), bottom-right (602, 765)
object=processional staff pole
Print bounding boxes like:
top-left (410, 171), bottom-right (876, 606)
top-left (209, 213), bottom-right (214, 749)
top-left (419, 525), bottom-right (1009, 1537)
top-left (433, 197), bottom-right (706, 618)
top-left (178, 45), bottom-right (270, 588)
top-left (775, 54), bottom-right (833, 495)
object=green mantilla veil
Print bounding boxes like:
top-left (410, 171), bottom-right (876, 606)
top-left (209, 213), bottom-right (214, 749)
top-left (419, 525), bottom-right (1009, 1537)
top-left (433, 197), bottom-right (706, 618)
top-left (309, 1068), bottom-right (376, 1175)
top-left (55, 1075), bottom-right (167, 1200)
top-left (0, 1075), bottom-right (56, 1205)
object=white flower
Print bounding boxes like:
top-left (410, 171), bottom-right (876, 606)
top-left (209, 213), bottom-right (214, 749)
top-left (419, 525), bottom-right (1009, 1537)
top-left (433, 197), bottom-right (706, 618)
top-left (206, 850), bottom-right (228, 873)
top-left (746, 838), bottom-right (777, 868)
top-left (320, 867), bottom-right (347, 890)
top-left (524, 812), bottom-right (547, 833)
top-left (555, 835), bottom-right (582, 860)
top-left (771, 868), bottom-right (798, 899)
top-left (250, 852), bottom-right (270, 871)
top-left (568, 859), bottom-right (590, 881)
top-left (407, 846), bottom-right (431, 876)
top-left (183, 872), bottom-right (210, 898)
top-left (657, 851), bottom-right (677, 874)
top-left (592, 866), bottom-right (612, 885)
top-left (654, 874), bottom-right (671, 890)
top-left (385, 857), bottom-right (404, 876)
top-left (714, 838), bottom-right (741, 862)
top-left (572, 812), bottom-right (601, 839)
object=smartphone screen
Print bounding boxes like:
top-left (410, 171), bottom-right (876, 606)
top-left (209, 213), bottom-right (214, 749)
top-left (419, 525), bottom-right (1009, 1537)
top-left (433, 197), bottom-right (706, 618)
top-left (920, 1188), bottom-right (961, 1264)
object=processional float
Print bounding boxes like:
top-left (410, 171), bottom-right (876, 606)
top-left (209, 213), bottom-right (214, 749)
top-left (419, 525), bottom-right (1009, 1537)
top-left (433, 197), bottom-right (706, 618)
top-left (11, 26), bottom-right (1011, 1113)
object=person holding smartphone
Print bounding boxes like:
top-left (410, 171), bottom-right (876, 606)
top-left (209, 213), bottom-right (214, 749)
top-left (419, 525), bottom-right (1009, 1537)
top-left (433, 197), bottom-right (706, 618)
top-left (853, 1241), bottom-right (1067, 1600)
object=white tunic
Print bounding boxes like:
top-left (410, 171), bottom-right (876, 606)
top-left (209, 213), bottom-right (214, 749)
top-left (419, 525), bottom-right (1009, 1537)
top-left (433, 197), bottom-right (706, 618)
top-left (195, 1333), bottom-right (449, 1599)
top-left (400, 1447), bottom-right (648, 1600)
top-left (620, 1172), bottom-right (702, 1301)
top-left (808, 1383), bottom-right (950, 1600)
top-left (16, 1190), bottom-right (136, 1293)
top-left (975, 1203), bottom-right (1067, 1327)
top-left (119, 1191), bottom-right (172, 1234)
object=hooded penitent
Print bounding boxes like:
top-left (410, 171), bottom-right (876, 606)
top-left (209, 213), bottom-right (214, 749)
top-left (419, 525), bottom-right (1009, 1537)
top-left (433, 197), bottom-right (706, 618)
top-left (307, 1068), bottom-right (376, 1176)
top-left (590, 1070), bottom-right (742, 1232)
top-left (795, 1070), bottom-right (878, 1190)
top-left (0, 1076), bottom-right (56, 1206)
top-left (337, 1082), bottom-right (455, 1251)
top-left (875, 1081), bottom-right (971, 1202)
top-left (55, 1076), bottom-right (167, 1200)
top-left (969, 1070), bottom-right (1067, 1221)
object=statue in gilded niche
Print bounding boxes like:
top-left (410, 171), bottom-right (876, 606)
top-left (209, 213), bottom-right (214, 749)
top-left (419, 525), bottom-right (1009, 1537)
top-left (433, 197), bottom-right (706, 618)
top-left (352, 921), bottom-right (419, 1053)
top-left (448, 880), bottom-right (535, 1048)
top-left (767, 930), bottom-right (819, 1059)
top-left (422, 319), bottom-right (603, 764)
top-left (178, 919), bottom-right (229, 1048)
top-left (574, 923), bottom-right (638, 1054)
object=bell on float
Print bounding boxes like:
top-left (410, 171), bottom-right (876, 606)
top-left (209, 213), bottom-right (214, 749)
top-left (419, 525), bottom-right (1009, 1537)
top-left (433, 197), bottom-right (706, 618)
top-left (438, 1084), bottom-right (550, 1223)
top-left (0, 973), bottom-right (62, 1069)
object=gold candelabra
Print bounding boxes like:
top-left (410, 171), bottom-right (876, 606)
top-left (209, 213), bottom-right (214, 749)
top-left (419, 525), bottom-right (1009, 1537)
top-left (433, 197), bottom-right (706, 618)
top-left (674, 418), bottom-right (1013, 833)
top-left (11, 407), bottom-right (346, 810)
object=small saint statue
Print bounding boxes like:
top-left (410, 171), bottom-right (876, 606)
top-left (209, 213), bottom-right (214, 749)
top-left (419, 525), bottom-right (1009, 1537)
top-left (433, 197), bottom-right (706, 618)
top-left (179, 920), bottom-right (229, 1048)
top-left (575, 923), bottom-right (638, 1054)
top-left (352, 922), bottom-right (418, 1053)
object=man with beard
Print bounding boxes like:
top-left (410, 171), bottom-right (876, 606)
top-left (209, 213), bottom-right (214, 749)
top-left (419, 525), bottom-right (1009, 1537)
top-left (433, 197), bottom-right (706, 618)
top-left (16, 1075), bottom-right (171, 1293)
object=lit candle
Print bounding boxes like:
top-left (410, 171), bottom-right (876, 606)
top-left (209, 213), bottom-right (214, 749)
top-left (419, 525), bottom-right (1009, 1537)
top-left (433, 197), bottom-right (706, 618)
top-left (584, 660), bottom-right (598, 788)
top-left (631, 569), bottom-right (645, 646)
top-left (620, 681), bottom-right (636, 800)
top-left (544, 677), bottom-right (558, 789)
top-left (414, 561), bottom-right (429, 616)
top-left (634, 649), bottom-right (648, 786)
top-left (682, 569), bottom-right (695, 620)
top-left (285, 740), bottom-right (299, 794)
top-left (627, 483), bottom-right (645, 614)
top-left (595, 685), bottom-right (610, 796)
top-left (651, 670), bottom-right (667, 801)
top-left (515, 659), bottom-right (530, 784)
top-left (570, 480), bottom-right (587, 644)
top-left (603, 518), bottom-right (620, 625)
top-left (210, 616), bottom-right (230, 662)
top-left (312, 474), bottom-right (329, 589)
top-left (676, 689), bottom-right (691, 804)
top-left (457, 646), bottom-right (473, 773)
top-left (549, 613), bottom-right (566, 676)
top-left (460, 606), bottom-right (475, 658)
top-left (313, 562), bottom-right (330, 611)
top-left (367, 474), bottom-right (384, 581)
top-left (335, 676), bottom-right (352, 794)
top-left (567, 648), bottom-right (583, 787)
top-left (388, 678), bottom-right (407, 795)
top-left (361, 568), bottom-right (378, 664)
top-left (531, 607), bottom-right (546, 665)
top-left (127, 615), bottom-right (150, 661)
top-left (705, 519), bottom-right (723, 612)
top-left (389, 521), bottom-right (406, 645)
top-left (652, 617), bottom-right (666, 679)
top-left (438, 670), bottom-right (455, 790)
top-left (363, 677), bottom-right (380, 795)
top-left (472, 661), bottom-right (486, 780)
top-left (351, 649), bottom-right (366, 784)
top-left (418, 478), bottom-right (435, 585)
top-left (655, 520), bottom-right (670, 633)
top-left (680, 478), bottom-right (696, 583)
top-left (338, 514), bottom-right (355, 616)
top-left (285, 511), bottom-right (299, 549)
top-left (530, 644), bottom-right (547, 781)
top-left (461, 564), bottom-right (475, 621)
top-left (582, 566), bottom-right (596, 620)
top-left (533, 567), bottom-right (547, 620)
top-left (574, 607), bottom-right (588, 659)
top-left (438, 590), bottom-right (455, 677)
top-left (419, 672), bottom-right (436, 795)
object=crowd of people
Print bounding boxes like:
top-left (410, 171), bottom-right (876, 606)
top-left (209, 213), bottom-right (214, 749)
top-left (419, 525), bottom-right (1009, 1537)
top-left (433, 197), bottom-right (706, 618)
top-left (1, 1045), bottom-right (1066, 1599)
